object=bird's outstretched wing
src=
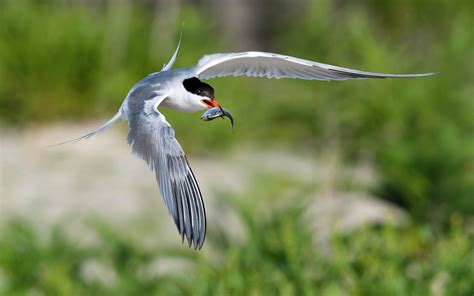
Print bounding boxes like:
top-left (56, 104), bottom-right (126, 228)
top-left (127, 96), bottom-right (206, 249)
top-left (194, 51), bottom-right (435, 81)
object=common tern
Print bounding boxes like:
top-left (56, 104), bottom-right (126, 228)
top-left (57, 38), bottom-right (435, 249)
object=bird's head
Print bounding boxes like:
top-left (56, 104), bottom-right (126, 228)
top-left (183, 77), bottom-right (219, 108)
top-left (183, 77), bottom-right (234, 129)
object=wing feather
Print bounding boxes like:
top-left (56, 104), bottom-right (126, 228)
top-left (127, 99), bottom-right (206, 249)
top-left (194, 51), bottom-right (435, 81)
top-left (162, 33), bottom-right (182, 71)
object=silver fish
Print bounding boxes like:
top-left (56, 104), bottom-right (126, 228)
top-left (201, 107), bottom-right (234, 131)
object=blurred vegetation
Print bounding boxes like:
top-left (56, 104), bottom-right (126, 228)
top-left (1, 198), bottom-right (472, 295)
top-left (0, 0), bottom-right (473, 293)
top-left (1, 0), bottom-right (472, 226)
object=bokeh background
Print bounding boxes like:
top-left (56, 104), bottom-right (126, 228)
top-left (1, 0), bottom-right (473, 295)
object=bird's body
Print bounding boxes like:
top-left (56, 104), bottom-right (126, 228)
top-left (58, 38), bottom-right (435, 249)
top-left (121, 69), bottom-right (203, 117)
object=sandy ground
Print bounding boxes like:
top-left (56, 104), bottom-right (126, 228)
top-left (0, 123), bottom-right (407, 247)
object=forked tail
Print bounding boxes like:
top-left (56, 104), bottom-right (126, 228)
top-left (48, 111), bottom-right (123, 147)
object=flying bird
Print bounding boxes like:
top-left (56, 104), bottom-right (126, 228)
top-left (57, 38), bottom-right (435, 249)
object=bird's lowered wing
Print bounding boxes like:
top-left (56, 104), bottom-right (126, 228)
top-left (194, 51), bottom-right (435, 81)
top-left (127, 95), bottom-right (206, 249)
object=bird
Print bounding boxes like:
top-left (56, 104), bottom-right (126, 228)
top-left (56, 37), bottom-right (435, 250)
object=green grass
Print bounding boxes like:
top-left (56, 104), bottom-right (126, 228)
top-left (1, 199), bottom-right (472, 296)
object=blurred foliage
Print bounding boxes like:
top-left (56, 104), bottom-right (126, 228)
top-left (0, 1), bottom-right (473, 230)
top-left (1, 199), bottom-right (473, 295)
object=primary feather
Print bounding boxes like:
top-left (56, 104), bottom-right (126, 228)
top-left (126, 90), bottom-right (206, 250)
top-left (194, 51), bottom-right (435, 80)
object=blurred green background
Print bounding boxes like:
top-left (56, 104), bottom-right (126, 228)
top-left (0, 0), bottom-right (473, 295)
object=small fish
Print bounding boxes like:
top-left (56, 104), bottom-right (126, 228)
top-left (201, 107), bottom-right (234, 131)
top-left (201, 107), bottom-right (224, 121)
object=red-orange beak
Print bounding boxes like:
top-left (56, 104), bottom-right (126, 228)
top-left (201, 98), bottom-right (220, 109)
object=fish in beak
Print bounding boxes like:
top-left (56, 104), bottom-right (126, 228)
top-left (201, 106), bottom-right (234, 131)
